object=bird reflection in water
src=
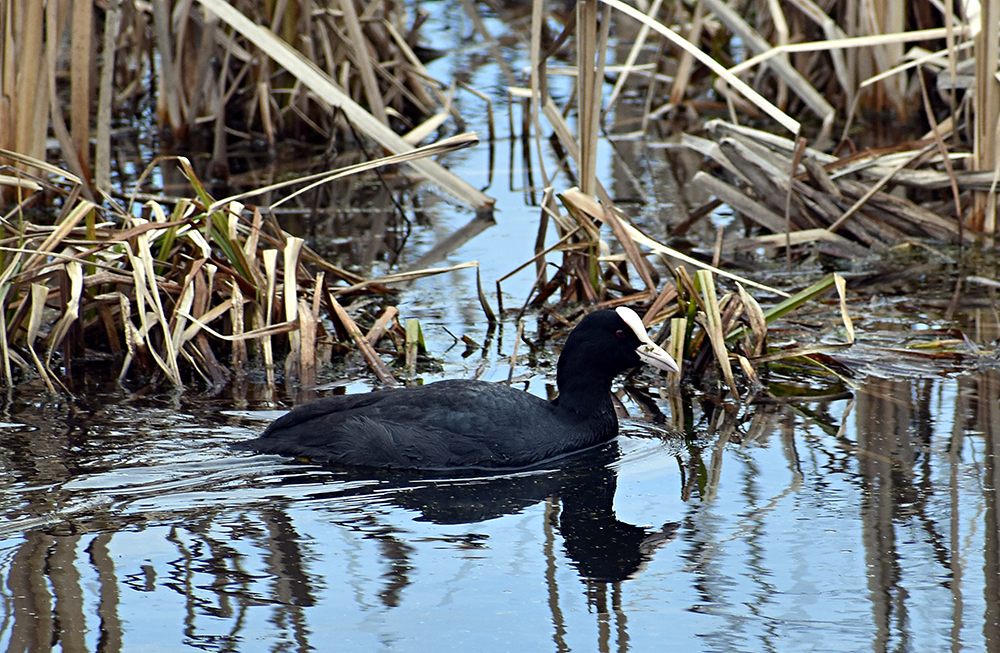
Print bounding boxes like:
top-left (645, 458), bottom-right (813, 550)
top-left (287, 441), bottom-right (678, 583)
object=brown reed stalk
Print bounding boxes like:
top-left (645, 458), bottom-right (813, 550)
top-left (973, 0), bottom-right (1000, 232)
top-left (0, 0), bottom-right (47, 186)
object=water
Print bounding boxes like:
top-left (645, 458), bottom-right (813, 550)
top-left (1, 372), bottom-right (998, 652)
top-left (6, 2), bottom-right (1000, 650)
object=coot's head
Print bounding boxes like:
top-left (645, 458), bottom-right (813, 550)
top-left (557, 307), bottom-right (678, 390)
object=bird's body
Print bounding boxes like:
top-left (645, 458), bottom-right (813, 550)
top-left (247, 379), bottom-right (614, 468)
top-left (242, 307), bottom-right (678, 470)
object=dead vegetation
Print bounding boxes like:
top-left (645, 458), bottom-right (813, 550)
top-left (0, 135), bottom-right (479, 394)
top-left (0, 0), bottom-right (997, 401)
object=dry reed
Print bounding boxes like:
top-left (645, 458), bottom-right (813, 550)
top-left (2, 0), bottom-right (996, 399)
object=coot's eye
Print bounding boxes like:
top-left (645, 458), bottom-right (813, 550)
top-left (616, 329), bottom-right (625, 338)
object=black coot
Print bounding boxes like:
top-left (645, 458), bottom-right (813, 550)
top-left (241, 307), bottom-right (678, 469)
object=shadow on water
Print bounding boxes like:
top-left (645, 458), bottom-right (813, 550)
top-left (2, 371), bottom-right (1000, 651)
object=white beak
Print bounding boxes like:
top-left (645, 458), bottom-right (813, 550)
top-left (616, 306), bottom-right (680, 373)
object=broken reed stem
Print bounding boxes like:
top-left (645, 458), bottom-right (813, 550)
top-left (827, 142), bottom-right (934, 233)
top-left (365, 307), bottom-right (399, 346)
top-left (329, 292), bottom-right (400, 387)
top-left (282, 237), bottom-right (304, 382)
top-left (508, 319), bottom-right (525, 385)
top-left (231, 279), bottom-right (247, 375)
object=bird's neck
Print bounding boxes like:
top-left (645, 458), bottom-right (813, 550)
top-left (553, 372), bottom-right (615, 418)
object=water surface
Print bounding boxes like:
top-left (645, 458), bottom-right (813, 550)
top-left (2, 371), bottom-right (998, 652)
top-left (5, 1), bottom-right (1000, 650)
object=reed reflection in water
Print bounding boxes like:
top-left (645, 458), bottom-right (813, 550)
top-left (0, 372), bottom-right (998, 652)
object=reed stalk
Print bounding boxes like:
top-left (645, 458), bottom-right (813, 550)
top-left (973, 0), bottom-right (1000, 232)
top-left (0, 0), bottom-right (47, 187)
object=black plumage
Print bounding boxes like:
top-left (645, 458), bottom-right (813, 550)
top-left (240, 307), bottom-right (678, 470)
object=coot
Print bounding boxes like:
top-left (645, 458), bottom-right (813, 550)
top-left (242, 307), bottom-right (678, 469)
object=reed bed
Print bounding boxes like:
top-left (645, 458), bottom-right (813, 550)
top-left (1, 0), bottom-right (996, 399)
top-left (0, 135), bottom-right (477, 393)
top-left (511, 0), bottom-right (997, 237)
top-left (1, 0), bottom-right (490, 211)
top-left (491, 186), bottom-right (854, 403)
